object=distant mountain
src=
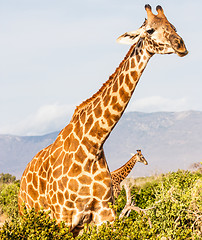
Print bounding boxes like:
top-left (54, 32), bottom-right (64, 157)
top-left (0, 111), bottom-right (201, 179)
top-left (0, 132), bottom-right (58, 178)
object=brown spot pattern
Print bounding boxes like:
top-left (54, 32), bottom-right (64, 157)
top-left (136, 53), bottom-right (140, 62)
top-left (63, 154), bottom-right (72, 175)
top-left (80, 111), bottom-right (86, 125)
top-left (131, 58), bottom-right (135, 68)
top-left (68, 179), bottom-right (79, 192)
top-left (20, 177), bottom-right (26, 190)
top-left (39, 178), bottom-right (46, 194)
top-left (112, 102), bottom-right (123, 112)
top-left (53, 166), bottom-right (62, 179)
top-left (105, 109), bottom-right (119, 126)
top-left (94, 171), bottom-right (110, 181)
top-left (93, 97), bottom-right (100, 108)
top-left (64, 136), bottom-right (71, 152)
top-left (27, 173), bottom-right (32, 183)
top-left (58, 191), bottom-right (64, 205)
top-left (52, 194), bottom-right (57, 204)
top-left (28, 184), bottom-right (39, 201)
top-left (78, 175), bottom-right (92, 185)
top-left (34, 158), bottom-right (42, 172)
top-left (82, 137), bottom-right (98, 155)
top-left (119, 87), bottom-right (130, 103)
top-left (89, 121), bottom-right (100, 138)
top-left (74, 121), bottom-right (83, 139)
top-left (130, 71), bottom-right (138, 81)
top-left (34, 202), bottom-right (40, 211)
top-left (70, 194), bottom-right (77, 201)
top-left (85, 115), bottom-right (93, 133)
top-left (62, 176), bottom-right (68, 187)
top-left (89, 121), bottom-right (108, 140)
top-left (119, 73), bottom-right (124, 86)
top-left (93, 182), bottom-right (106, 199)
top-left (84, 159), bottom-right (93, 172)
top-left (139, 62), bottom-right (143, 69)
top-left (65, 201), bottom-right (74, 209)
top-left (104, 189), bottom-right (112, 200)
top-left (64, 190), bottom-right (69, 200)
top-left (75, 146), bottom-right (87, 163)
top-left (75, 198), bottom-right (90, 211)
top-left (68, 163), bottom-right (82, 177)
top-left (90, 198), bottom-right (100, 211)
top-left (79, 186), bottom-right (90, 196)
top-left (103, 94), bottom-right (111, 107)
top-left (125, 60), bottom-right (129, 71)
top-left (53, 155), bottom-right (62, 169)
top-left (110, 96), bottom-right (117, 105)
top-left (94, 103), bottom-right (102, 118)
top-left (69, 138), bottom-right (79, 152)
top-left (113, 81), bottom-right (118, 92)
top-left (125, 74), bottom-right (133, 90)
top-left (92, 162), bottom-right (98, 174)
top-left (62, 124), bottom-right (73, 139)
top-left (103, 178), bottom-right (112, 187)
top-left (98, 157), bottom-right (107, 168)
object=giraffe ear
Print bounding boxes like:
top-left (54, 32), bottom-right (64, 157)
top-left (116, 30), bottom-right (141, 45)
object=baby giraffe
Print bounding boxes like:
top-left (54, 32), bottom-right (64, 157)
top-left (111, 150), bottom-right (148, 198)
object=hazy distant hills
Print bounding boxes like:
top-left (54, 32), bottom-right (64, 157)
top-left (0, 111), bottom-right (201, 179)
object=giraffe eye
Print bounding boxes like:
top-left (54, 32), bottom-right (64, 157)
top-left (146, 28), bottom-right (155, 34)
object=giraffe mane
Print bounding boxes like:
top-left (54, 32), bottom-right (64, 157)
top-left (72, 43), bottom-right (137, 115)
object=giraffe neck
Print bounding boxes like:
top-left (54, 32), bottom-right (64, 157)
top-left (111, 155), bottom-right (138, 184)
top-left (71, 39), bottom-right (152, 154)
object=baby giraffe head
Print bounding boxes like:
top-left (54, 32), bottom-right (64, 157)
top-left (117, 4), bottom-right (188, 57)
top-left (135, 150), bottom-right (148, 165)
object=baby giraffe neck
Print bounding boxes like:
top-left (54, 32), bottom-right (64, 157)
top-left (111, 155), bottom-right (138, 183)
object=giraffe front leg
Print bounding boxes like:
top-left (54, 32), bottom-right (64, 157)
top-left (90, 180), bottom-right (116, 225)
top-left (92, 199), bottom-right (116, 226)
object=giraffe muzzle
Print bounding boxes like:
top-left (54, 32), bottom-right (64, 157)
top-left (176, 49), bottom-right (188, 57)
top-left (170, 35), bottom-right (188, 57)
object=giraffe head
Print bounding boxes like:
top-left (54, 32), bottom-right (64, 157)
top-left (117, 4), bottom-right (188, 57)
top-left (135, 150), bottom-right (148, 165)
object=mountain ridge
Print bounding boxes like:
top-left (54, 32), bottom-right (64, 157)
top-left (0, 111), bottom-right (201, 179)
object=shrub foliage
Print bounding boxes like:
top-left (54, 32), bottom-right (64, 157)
top-left (0, 173), bottom-right (17, 184)
top-left (0, 173), bottom-right (20, 218)
top-left (0, 170), bottom-right (201, 239)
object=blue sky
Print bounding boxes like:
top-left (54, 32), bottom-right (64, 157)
top-left (0, 0), bottom-right (201, 135)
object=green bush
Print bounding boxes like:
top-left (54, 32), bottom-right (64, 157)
top-left (148, 170), bottom-right (202, 239)
top-left (0, 173), bottom-right (17, 184)
top-left (0, 170), bottom-right (201, 239)
top-left (113, 170), bottom-right (201, 239)
top-left (0, 181), bottom-right (20, 218)
top-left (0, 207), bottom-right (74, 240)
top-left (77, 215), bottom-right (156, 240)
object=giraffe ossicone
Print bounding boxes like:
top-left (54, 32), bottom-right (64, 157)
top-left (111, 150), bottom-right (148, 198)
top-left (18, 4), bottom-right (188, 236)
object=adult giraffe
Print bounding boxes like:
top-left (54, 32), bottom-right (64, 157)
top-left (111, 150), bottom-right (148, 198)
top-left (18, 4), bottom-right (188, 235)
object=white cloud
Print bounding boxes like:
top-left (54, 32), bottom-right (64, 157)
top-left (127, 96), bottom-right (189, 112)
top-left (0, 104), bottom-right (75, 136)
top-left (0, 97), bottom-right (194, 136)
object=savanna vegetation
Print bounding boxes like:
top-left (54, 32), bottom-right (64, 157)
top-left (0, 173), bottom-right (20, 221)
top-left (0, 167), bottom-right (201, 239)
